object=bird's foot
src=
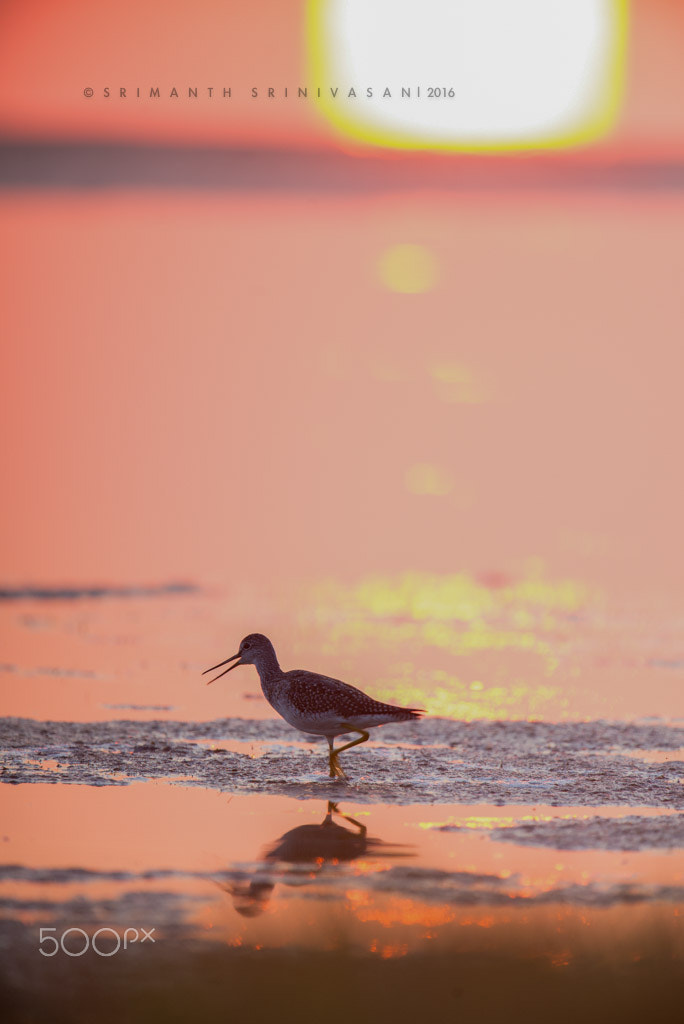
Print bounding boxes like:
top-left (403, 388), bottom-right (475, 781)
top-left (328, 754), bottom-right (347, 780)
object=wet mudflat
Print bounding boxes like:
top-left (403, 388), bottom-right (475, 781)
top-left (2, 714), bottom-right (683, 810)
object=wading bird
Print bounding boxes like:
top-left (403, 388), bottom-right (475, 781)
top-left (203, 633), bottom-right (423, 778)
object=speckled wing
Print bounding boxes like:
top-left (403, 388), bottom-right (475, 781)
top-left (283, 670), bottom-right (423, 721)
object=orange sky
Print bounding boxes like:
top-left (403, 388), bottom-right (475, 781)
top-left (0, 0), bottom-right (683, 154)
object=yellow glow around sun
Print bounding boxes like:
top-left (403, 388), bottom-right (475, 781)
top-left (308, 0), bottom-right (628, 151)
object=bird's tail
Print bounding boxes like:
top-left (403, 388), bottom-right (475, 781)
top-left (398, 707), bottom-right (425, 721)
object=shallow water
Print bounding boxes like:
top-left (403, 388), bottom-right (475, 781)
top-left (2, 783), bottom-right (683, 1022)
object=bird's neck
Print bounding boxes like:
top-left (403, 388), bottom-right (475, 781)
top-left (253, 651), bottom-right (282, 689)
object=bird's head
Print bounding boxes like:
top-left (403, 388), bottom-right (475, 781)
top-left (203, 633), bottom-right (273, 684)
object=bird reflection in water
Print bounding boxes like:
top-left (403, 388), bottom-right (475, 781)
top-left (224, 802), bottom-right (414, 917)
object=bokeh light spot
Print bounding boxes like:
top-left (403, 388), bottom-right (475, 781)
top-left (429, 361), bottom-right (491, 404)
top-left (405, 463), bottom-right (453, 496)
top-left (378, 244), bottom-right (437, 294)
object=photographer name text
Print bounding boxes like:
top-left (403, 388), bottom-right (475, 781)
top-left (83, 84), bottom-right (455, 100)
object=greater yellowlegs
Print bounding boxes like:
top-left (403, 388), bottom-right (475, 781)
top-left (203, 633), bottom-right (423, 778)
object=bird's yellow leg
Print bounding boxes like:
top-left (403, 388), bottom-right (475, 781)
top-left (334, 727), bottom-right (370, 756)
top-left (327, 738), bottom-right (346, 779)
top-left (327, 726), bottom-right (370, 778)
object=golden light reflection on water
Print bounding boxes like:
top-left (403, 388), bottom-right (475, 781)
top-left (349, 571), bottom-right (592, 620)
top-left (375, 671), bottom-right (563, 722)
top-left (346, 890), bottom-right (457, 928)
top-left (303, 569), bottom-right (597, 719)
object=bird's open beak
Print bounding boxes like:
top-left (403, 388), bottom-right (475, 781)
top-left (203, 652), bottom-right (242, 685)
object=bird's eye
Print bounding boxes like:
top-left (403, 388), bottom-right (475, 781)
top-left (242, 642), bottom-right (251, 650)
